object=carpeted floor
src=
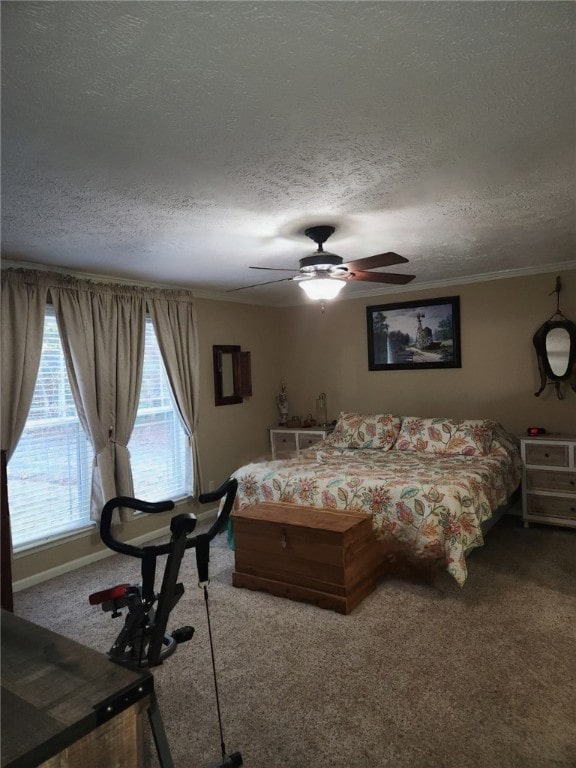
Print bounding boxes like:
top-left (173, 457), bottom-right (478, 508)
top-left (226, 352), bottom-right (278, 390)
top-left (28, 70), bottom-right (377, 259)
top-left (13, 515), bottom-right (576, 768)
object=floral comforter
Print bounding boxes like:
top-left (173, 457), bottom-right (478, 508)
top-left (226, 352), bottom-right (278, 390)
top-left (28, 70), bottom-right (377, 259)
top-left (230, 424), bottom-right (522, 586)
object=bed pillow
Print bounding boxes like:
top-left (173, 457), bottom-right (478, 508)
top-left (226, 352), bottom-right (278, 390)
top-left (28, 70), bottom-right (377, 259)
top-left (395, 417), bottom-right (494, 456)
top-left (325, 412), bottom-right (401, 450)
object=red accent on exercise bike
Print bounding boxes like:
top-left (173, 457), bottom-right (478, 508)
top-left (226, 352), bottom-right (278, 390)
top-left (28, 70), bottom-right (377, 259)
top-left (88, 583), bottom-right (130, 605)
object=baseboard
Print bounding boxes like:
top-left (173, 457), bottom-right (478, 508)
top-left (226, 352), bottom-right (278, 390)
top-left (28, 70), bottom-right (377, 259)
top-left (13, 507), bottom-right (218, 593)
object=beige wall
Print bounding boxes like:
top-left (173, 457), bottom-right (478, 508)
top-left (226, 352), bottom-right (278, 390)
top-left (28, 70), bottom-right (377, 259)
top-left (194, 297), bottom-right (282, 484)
top-left (276, 269), bottom-right (576, 436)
top-left (11, 268), bottom-right (576, 585)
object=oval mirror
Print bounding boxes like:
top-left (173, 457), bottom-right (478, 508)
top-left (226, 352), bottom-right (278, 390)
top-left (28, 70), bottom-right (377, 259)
top-left (545, 327), bottom-right (571, 377)
top-left (533, 314), bottom-right (576, 398)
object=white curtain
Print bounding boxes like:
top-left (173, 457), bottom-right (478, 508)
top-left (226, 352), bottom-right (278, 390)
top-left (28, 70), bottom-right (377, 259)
top-left (147, 291), bottom-right (201, 496)
top-left (0, 270), bottom-right (48, 459)
top-left (2, 267), bottom-right (200, 523)
top-left (1, 269), bottom-right (48, 589)
top-left (50, 282), bottom-right (146, 521)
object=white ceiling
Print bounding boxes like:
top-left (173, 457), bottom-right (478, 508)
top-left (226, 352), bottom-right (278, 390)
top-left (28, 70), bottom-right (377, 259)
top-left (2, 1), bottom-right (575, 306)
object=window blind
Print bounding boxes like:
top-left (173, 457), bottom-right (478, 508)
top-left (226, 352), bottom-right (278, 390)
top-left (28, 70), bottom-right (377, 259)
top-left (8, 308), bottom-right (92, 548)
top-left (129, 319), bottom-right (190, 501)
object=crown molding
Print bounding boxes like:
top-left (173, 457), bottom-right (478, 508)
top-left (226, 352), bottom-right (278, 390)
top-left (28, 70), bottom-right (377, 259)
top-left (2, 258), bottom-right (574, 308)
top-left (332, 260), bottom-right (576, 305)
top-left (0, 258), bottom-right (190, 292)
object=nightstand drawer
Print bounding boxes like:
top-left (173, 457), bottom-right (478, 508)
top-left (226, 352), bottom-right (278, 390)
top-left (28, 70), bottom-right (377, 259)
top-left (525, 443), bottom-right (569, 467)
top-left (272, 432), bottom-right (297, 458)
top-left (269, 427), bottom-right (333, 459)
top-left (526, 495), bottom-right (576, 520)
top-left (299, 433), bottom-right (325, 449)
top-left (526, 469), bottom-right (576, 493)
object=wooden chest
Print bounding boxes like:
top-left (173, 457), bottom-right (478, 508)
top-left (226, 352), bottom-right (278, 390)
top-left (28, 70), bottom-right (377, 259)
top-left (232, 502), bottom-right (384, 614)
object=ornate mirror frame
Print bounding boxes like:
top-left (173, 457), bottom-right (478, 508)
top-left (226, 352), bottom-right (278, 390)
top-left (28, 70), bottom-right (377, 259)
top-left (533, 277), bottom-right (576, 400)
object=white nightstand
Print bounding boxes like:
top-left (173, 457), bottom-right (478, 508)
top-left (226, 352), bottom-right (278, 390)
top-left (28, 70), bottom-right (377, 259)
top-left (520, 434), bottom-right (576, 529)
top-left (269, 427), bottom-right (332, 460)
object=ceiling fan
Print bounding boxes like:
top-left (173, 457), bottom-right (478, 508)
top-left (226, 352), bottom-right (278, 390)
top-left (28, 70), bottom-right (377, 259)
top-left (229, 225), bottom-right (416, 300)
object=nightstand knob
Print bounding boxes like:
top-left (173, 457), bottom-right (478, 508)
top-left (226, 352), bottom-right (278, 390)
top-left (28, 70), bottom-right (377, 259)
top-left (281, 532), bottom-right (287, 549)
top-left (544, 452), bottom-right (550, 458)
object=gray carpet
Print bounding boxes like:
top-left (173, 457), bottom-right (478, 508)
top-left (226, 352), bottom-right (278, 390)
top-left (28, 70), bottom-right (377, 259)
top-left (13, 516), bottom-right (576, 768)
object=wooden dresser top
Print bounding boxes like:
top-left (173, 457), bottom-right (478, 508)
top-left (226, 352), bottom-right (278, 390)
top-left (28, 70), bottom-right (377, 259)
top-left (1, 611), bottom-right (152, 768)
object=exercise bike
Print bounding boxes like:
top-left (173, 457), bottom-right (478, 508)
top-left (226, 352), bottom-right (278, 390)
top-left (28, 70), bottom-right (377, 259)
top-left (89, 478), bottom-right (243, 768)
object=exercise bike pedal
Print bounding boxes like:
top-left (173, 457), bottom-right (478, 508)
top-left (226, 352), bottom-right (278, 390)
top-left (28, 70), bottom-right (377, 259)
top-left (172, 625), bottom-right (195, 644)
top-left (207, 751), bottom-right (243, 768)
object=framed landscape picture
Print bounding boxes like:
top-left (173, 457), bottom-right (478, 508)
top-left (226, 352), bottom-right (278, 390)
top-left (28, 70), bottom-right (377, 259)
top-left (367, 296), bottom-right (461, 371)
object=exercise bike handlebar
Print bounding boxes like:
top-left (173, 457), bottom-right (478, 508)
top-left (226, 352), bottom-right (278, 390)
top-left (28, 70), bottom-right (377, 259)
top-left (198, 479), bottom-right (235, 505)
top-left (198, 477), bottom-right (238, 541)
top-left (99, 478), bottom-right (238, 561)
top-left (100, 497), bottom-right (176, 558)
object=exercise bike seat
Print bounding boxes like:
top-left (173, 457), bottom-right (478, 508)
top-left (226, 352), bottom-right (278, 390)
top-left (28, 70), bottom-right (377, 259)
top-left (89, 583), bottom-right (130, 605)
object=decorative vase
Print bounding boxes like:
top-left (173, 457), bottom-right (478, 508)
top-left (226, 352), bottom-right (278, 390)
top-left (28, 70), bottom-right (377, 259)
top-left (316, 392), bottom-right (328, 426)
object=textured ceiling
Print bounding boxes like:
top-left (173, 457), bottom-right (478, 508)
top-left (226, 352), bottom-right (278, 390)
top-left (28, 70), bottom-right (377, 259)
top-left (2, 1), bottom-right (575, 305)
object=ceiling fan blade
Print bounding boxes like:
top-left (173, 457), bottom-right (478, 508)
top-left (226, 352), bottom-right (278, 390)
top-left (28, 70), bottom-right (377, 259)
top-left (227, 276), bottom-right (295, 292)
top-left (249, 266), bottom-right (296, 272)
top-left (343, 252), bottom-right (409, 271)
top-left (348, 270), bottom-right (416, 285)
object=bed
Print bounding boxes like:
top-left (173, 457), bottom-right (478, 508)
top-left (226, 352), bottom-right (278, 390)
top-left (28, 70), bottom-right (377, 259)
top-left (227, 414), bottom-right (523, 586)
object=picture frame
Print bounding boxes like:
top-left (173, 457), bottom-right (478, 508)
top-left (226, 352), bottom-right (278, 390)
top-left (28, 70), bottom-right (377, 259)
top-left (367, 296), bottom-right (461, 371)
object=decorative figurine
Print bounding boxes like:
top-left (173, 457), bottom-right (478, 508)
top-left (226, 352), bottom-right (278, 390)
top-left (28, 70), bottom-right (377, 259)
top-left (277, 381), bottom-right (288, 426)
top-left (316, 392), bottom-right (328, 426)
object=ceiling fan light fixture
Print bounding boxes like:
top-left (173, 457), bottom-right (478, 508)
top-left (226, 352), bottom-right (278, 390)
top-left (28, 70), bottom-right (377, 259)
top-left (298, 277), bottom-right (346, 300)
top-left (236, 224), bottom-right (415, 295)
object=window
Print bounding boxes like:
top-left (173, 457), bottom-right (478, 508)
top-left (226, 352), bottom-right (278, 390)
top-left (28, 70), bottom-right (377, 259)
top-left (8, 310), bottom-right (189, 550)
top-left (128, 319), bottom-right (190, 501)
top-left (8, 307), bottom-right (92, 548)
